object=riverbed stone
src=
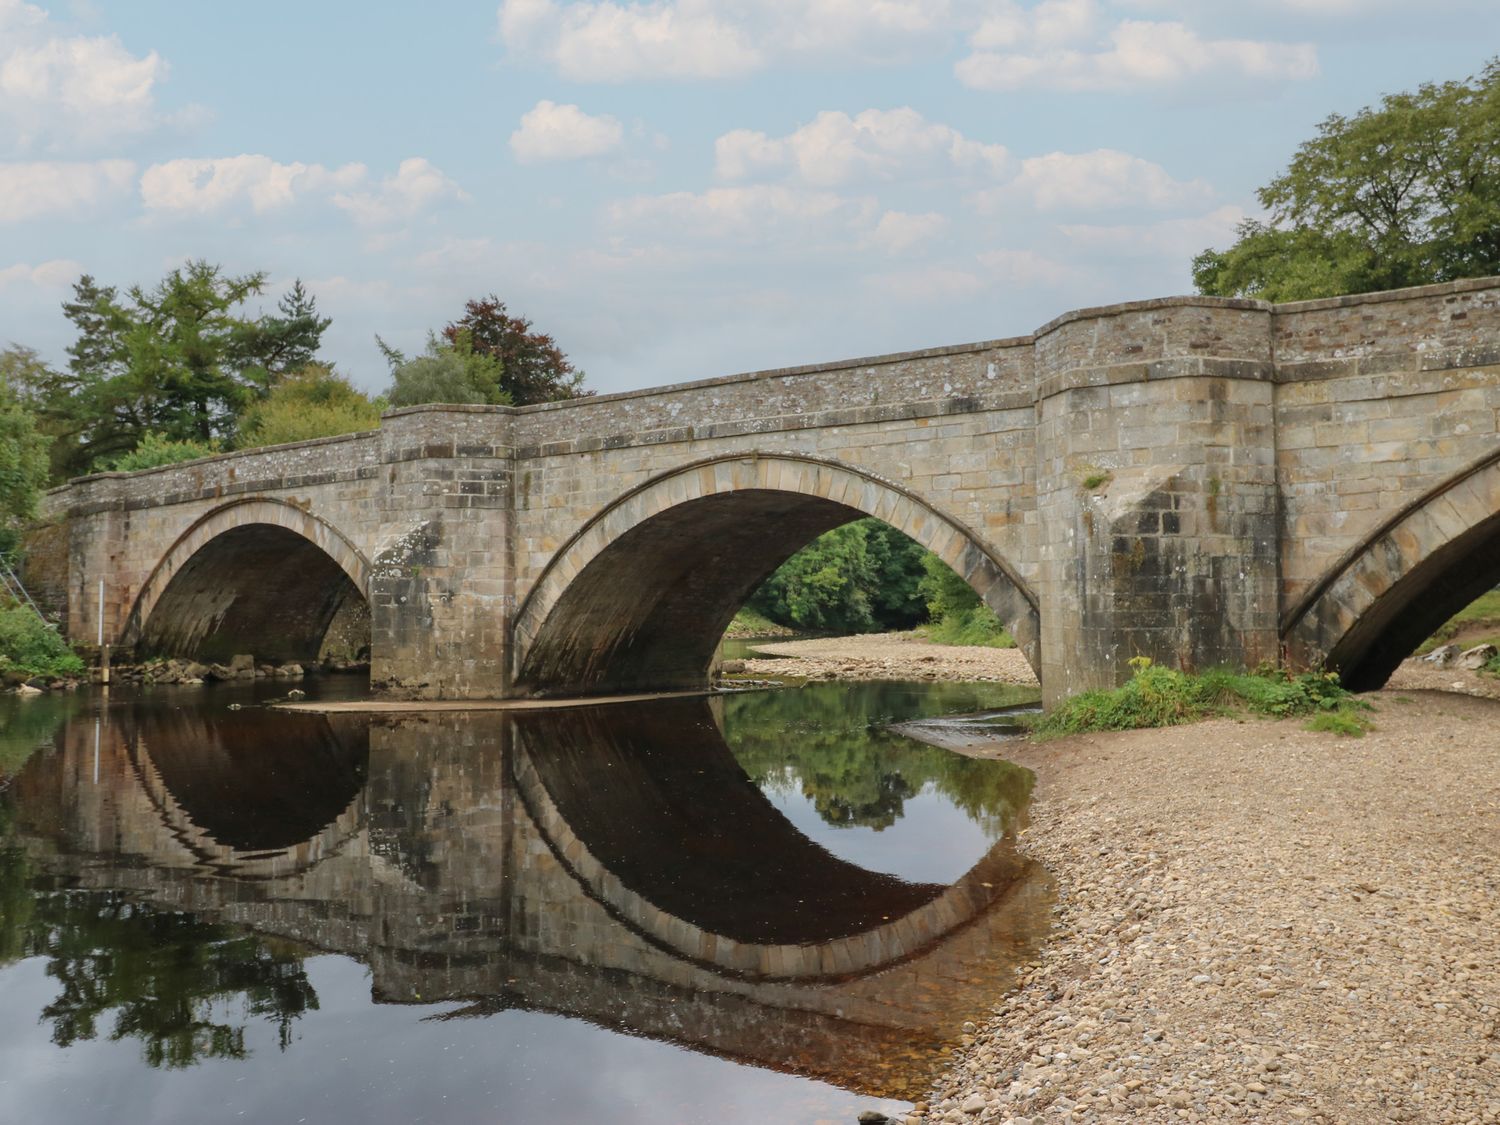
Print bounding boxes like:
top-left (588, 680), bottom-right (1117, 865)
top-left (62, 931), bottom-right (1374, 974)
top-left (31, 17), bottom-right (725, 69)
top-left (1459, 643), bottom-right (1497, 669)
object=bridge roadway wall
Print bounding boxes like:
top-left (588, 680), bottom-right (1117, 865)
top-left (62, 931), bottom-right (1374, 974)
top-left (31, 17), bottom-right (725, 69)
top-left (30, 278), bottom-right (1500, 701)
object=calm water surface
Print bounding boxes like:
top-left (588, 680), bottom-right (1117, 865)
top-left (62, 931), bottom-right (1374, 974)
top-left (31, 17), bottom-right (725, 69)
top-left (0, 676), bottom-right (1050, 1125)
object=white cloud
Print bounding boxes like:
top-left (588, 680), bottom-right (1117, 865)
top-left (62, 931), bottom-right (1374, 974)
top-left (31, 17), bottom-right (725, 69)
top-left (715, 107), bottom-right (1008, 186)
top-left (956, 1), bottom-right (1318, 92)
top-left (498, 0), bottom-right (761, 81)
top-left (140, 155), bottom-right (364, 215)
top-left (0, 0), bottom-right (168, 146)
top-left (1059, 204), bottom-right (1247, 258)
top-left (0, 159), bottom-right (134, 221)
top-left (976, 247), bottom-right (1081, 286)
top-left (0, 257), bottom-right (85, 289)
top-left (496, 0), bottom-right (955, 81)
top-left (862, 263), bottom-right (988, 304)
top-left (867, 209), bottom-right (947, 254)
top-left (609, 183), bottom-right (878, 242)
top-left (136, 155), bottom-right (467, 226)
top-left (977, 148), bottom-right (1213, 212)
top-left (332, 158), bottom-right (469, 226)
top-left (511, 100), bottom-right (625, 163)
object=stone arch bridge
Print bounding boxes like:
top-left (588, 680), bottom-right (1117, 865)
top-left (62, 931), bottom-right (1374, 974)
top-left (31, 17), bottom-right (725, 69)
top-left (26, 278), bottom-right (1500, 703)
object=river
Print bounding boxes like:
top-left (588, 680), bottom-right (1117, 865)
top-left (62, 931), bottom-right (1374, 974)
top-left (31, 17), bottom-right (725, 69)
top-left (0, 674), bottom-right (1047, 1124)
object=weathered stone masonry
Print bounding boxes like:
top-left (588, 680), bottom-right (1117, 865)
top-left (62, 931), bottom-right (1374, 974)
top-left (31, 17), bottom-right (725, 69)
top-left (29, 278), bottom-right (1500, 703)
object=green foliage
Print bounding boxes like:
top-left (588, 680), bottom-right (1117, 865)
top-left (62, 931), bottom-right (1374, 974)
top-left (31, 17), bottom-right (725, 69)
top-left (923, 605), bottom-right (1015, 648)
top-left (236, 364), bottom-right (382, 447)
top-left (914, 551), bottom-right (1013, 646)
top-left (0, 362), bottom-right (51, 532)
top-left (32, 264), bottom-right (328, 478)
top-left (1037, 658), bottom-right (1371, 738)
top-left (382, 330), bottom-right (511, 408)
top-left (0, 601), bottom-right (85, 678)
top-left (722, 607), bottom-right (794, 639)
top-left (1196, 58), bottom-right (1500, 301)
top-left (105, 431), bottom-right (220, 472)
top-left (443, 295), bottom-right (590, 405)
top-left (749, 518), bottom-right (928, 635)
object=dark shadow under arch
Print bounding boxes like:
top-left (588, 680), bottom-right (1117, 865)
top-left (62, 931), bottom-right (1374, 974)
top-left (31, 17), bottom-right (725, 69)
top-left (1284, 452), bottom-right (1500, 690)
top-left (513, 455), bottom-right (1039, 697)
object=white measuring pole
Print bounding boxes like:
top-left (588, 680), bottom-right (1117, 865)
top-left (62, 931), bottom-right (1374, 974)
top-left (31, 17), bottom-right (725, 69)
top-left (97, 579), bottom-right (104, 647)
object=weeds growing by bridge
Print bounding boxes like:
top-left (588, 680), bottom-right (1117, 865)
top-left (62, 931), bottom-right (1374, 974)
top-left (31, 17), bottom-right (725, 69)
top-left (1035, 657), bottom-right (1372, 739)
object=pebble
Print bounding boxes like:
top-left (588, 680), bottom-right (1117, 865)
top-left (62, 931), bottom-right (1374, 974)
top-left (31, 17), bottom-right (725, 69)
top-left (920, 686), bottom-right (1500, 1125)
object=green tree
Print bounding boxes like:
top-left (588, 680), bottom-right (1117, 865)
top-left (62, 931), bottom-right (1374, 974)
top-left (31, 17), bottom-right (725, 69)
top-left (442, 295), bottom-right (590, 405)
top-left (237, 364), bottom-right (382, 447)
top-left (748, 518), bottom-right (929, 634)
top-left (0, 364), bottom-right (51, 543)
top-left (1195, 59), bottom-right (1500, 301)
top-left (40, 264), bottom-right (329, 477)
top-left (105, 432), bottom-right (220, 472)
top-left (382, 331), bottom-right (510, 408)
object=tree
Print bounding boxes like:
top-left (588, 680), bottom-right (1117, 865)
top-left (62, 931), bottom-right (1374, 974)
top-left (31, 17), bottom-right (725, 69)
top-left (237, 364), bottom-right (382, 448)
top-left (442, 296), bottom-right (589, 405)
top-left (748, 518), bottom-right (929, 635)
top-left (382, 331), bottom-right (509, 408)
top-left (0, 359), bottom-right (52, 554)
top-left (1195, 58), bottom-right (1500, 301)
top-left (40, 263), bottom-right (330, 477)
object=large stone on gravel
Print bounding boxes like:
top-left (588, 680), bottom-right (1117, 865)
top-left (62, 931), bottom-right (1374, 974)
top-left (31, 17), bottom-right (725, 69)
top-left (204, 663), bottom-right (235, 682)
top-left (228, 653), bottom-right (257, 679)
top-left (1422, 644), bottom-right (1461, 665)
top-left (1458, 643), bottom-right (1497, 670)
top-left (274, 663), bottom-right (305, 679)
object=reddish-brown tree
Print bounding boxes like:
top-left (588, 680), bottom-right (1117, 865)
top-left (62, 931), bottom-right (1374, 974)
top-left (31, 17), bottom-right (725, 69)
top-left (441, 296), bottom-right (590, 406)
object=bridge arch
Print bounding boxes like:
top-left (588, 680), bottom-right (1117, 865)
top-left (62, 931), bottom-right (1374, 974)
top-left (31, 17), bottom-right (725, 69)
top-left (512, 453), bottom-right (1039, 696)
top-left (124, 498), bottom-right (372, 664)
top-left (1283, 449), bottom-right (1500, 689)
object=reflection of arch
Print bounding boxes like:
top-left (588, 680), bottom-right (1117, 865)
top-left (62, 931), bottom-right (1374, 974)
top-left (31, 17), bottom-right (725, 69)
top-left (514, 453), bottom-right (1039, 695)
top-left (124, 499), bottom-right (371, 662)
top-left (1283, 450), bottom-right (1500, 689)
top-left (510, 700), bottom-right (1029, 982)
top-left (123, 708), bottom-right (369, 879)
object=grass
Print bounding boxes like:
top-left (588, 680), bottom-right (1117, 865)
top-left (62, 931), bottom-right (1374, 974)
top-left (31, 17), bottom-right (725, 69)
top-left (1417, 589), bottom-right (1500, 654)
top-left (919, 605), bottom-right (1016, 648)
top-left (722, 607), bottom-right (796, 639)
top-left (1035, 657), bottom-right (1373, 739)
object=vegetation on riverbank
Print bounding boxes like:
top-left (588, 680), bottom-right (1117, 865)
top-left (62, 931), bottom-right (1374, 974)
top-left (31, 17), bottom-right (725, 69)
top-left (1035, 657), bottom-right (1372, 738)
top-left (0, 602), bottom-right (84, 682)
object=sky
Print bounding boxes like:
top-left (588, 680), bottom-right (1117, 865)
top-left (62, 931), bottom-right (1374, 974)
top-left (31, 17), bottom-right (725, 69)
top-left (1, 0), bottom-right (1497, 398)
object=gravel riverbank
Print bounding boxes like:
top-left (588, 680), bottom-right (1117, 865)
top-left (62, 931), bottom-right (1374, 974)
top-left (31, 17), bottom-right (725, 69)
top-left (737, 632), bottom-right (1038, 684)
top-left (915, 681), bottom-right (1500, 1125)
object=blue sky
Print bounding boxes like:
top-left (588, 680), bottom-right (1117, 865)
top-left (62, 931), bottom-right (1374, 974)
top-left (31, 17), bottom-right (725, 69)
top-left (2, 0), bottom-right (1496, 396)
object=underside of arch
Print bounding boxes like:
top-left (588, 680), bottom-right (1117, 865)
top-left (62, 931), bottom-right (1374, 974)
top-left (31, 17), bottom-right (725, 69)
top-left (513, 458), bottom-right (1039, 698)
top-left (1285, 455), bottom-right (1500, 690)
top-left (129, 504), bottom-right (371, 665)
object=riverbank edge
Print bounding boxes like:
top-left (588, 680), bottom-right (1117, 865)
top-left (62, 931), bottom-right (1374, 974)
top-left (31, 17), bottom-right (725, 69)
top-left (911, 686), bottom-right (1500, 1125)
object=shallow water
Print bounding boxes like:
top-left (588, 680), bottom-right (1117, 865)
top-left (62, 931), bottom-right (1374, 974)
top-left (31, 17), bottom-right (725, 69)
top-left (0, 677), bottom-right (1049, 1125)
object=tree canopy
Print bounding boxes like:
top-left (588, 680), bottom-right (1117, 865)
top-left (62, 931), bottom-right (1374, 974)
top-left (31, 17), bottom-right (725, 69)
top-left (381, 331), bottom-right (509, 409)
top-left (441, 295), bottom-right (589, 405)
top-left (1194, 58), bottom-right (1500, 301)
top-left (30, 263), bottom-right (329, 478)
top-left (236, 364), bottom-right (382, 447)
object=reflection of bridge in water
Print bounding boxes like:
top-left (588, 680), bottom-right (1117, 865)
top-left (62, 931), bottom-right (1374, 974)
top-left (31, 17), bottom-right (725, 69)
top-left (9, 699), bottom-right (1052, 1099)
